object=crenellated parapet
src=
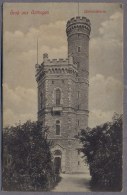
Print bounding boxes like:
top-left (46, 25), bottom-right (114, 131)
top-left (66, 16), bottom-right (91, 38)
top-left (35, 53), bottom-right (78, 82)
top-left (67, 16), bottom-right (91, 26)
top-left (43, 53), bottom-right (72, 65)
top-left (44, 58), bottom-right (69, 65)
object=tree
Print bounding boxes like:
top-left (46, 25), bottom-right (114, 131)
top-left (2, 121), bottom-right (58, 191)
top-left (80, 114), bottom-right (122, 191)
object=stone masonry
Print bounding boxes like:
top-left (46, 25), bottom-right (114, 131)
top-left (35, 16), bottom-right (91, 173)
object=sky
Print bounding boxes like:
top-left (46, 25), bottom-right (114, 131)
top-left (3, 2), bottom-right (123, 127)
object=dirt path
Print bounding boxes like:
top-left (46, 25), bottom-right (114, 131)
top-left (52, 168), bottom-right (91, 192)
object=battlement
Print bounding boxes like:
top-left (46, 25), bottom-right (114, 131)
top-left (66, 16), bottom-right (91, 38)
top-left (44, 58), bottom-right (69, 65)
top-left (42, 53), bottom-right (69, 65)
top-left (66, 16), bottom-right (91, 28)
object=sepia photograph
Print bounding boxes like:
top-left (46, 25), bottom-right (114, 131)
top-left (2, 2), bottom-right (123, 192)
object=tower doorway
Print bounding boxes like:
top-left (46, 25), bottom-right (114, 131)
top-left (54, 157), bottom-right (61, 174)
top-left (54, 150), bottom-right (62, 173)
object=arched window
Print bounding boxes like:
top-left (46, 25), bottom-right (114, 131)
top-left (56, 89), bottom-right (61, 106)
top-left (56, 120), bottom-right (60, 135)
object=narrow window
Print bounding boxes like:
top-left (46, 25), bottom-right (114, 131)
top-left (78, 120), bottom-right (79, 126)
top-left (56, 120), bottom-right (60, 135)
top-left (78, 105), bottom-right (79, 110)
top-left (78, 161), bottom-right (80, 165)
top-left (52, 80), bottom-right (54, 84)
top-left (78, 91), bottom-right (79, 98)
top-left (56, 89), bottom-right (61, 106)
top-left (78, 150), bottom-right (80, 155)
top-left (78, 46), bottom-right (81, 52)
top-left (78, 33), bottom-right (80, 38)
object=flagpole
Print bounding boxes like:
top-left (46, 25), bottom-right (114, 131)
top-left (78, 2), bottom-right (79, 16)
top-left (37, 37), bottom-right (38, 64)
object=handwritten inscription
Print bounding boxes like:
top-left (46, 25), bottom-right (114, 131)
top-left (10, 10), bottom-right (49, 16)
top-left (84, 10), bottom-right (106, 13)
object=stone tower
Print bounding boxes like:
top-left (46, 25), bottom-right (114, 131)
top-left (35, 16), bottom-right (91, 173)
top-left (66, 16), bottom-right (91, 133)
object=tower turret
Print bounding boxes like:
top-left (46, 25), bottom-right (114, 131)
top-left (66, 16), bottom-right (91, 81)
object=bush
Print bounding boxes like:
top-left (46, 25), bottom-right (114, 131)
top-left (80, 113), bottom-right (122, 191)
top-left (2, 121), bottom-right (59, 191)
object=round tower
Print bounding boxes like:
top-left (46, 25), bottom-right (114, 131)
top-left (66, 16), bottom-right (91, 128)
top-left (66, 16), bottom-right (91, 80)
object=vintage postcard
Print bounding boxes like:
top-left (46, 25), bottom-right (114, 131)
top-left (2, 2), bottom-right (123, 192)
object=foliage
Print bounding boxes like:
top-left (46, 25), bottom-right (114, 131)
top-left (2, 121), bottom-right (59, 191)
top-left (80, 113), bottom-right (122, 191)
